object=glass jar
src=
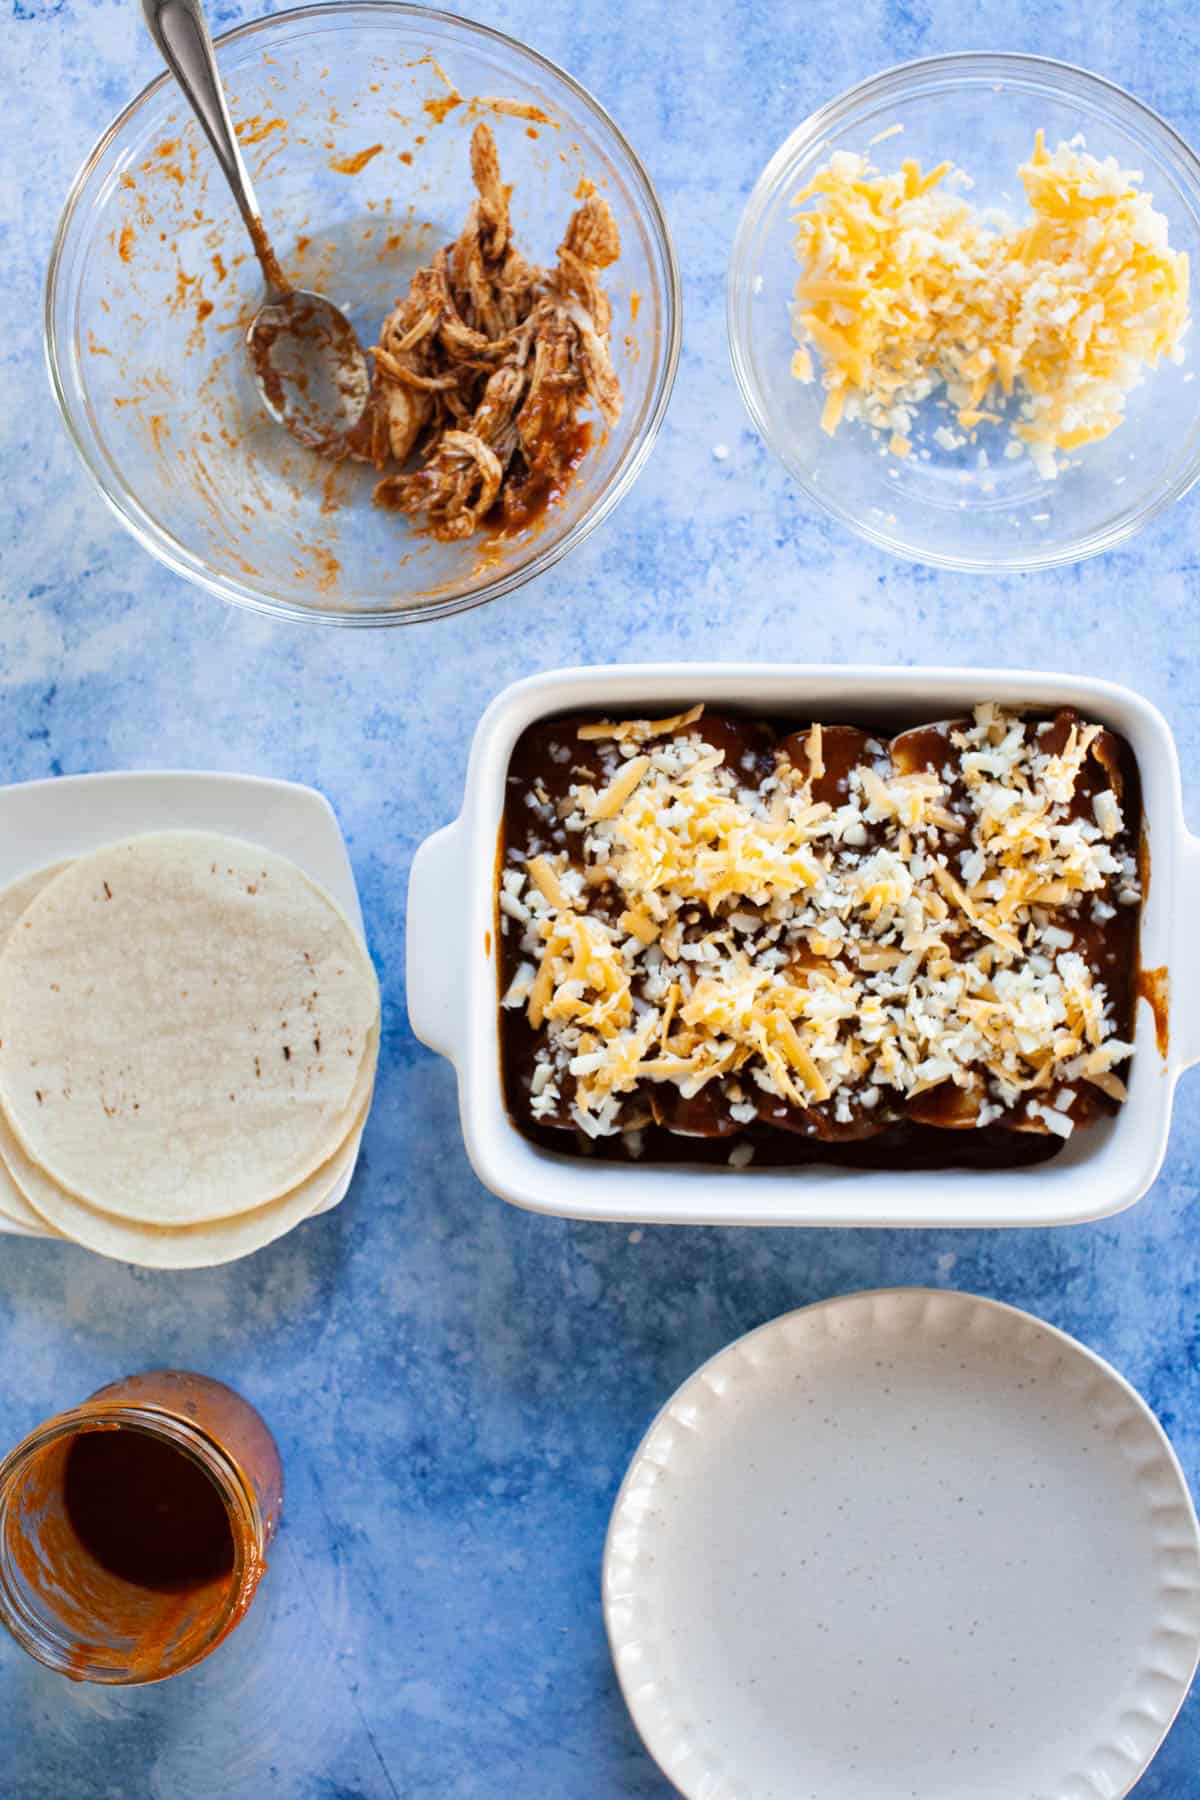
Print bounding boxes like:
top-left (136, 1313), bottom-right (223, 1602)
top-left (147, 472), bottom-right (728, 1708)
top-left (0, 1370), bottom-right (282, 1684)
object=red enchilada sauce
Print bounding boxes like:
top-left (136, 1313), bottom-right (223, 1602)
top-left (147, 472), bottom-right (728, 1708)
top-left (1136, 965), bottom-right (1170, 1057)
top-left (487, 420), bottom-right (593, 538)
top-left (64, 1429), bottom-right (235, 1593)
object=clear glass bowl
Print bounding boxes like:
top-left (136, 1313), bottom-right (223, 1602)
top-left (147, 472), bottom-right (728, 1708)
top-left (46, 2), bottom-right (680, 625)
top-left (728, 54), bottom-right (1200, 571)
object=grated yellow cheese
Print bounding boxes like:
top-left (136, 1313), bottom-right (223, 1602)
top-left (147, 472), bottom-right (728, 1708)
top-left (589, 755), bottom-right (651, 820)
top-left (789, 133), bottom-right (1190, 474)
top-left (577, 705), bottom-right (705, 744)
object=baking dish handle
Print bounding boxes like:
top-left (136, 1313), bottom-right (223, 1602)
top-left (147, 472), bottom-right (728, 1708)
top-left (406, 821), bottom-right (468, 1063)
top-left (1177, 832), bottom-right (1200, 1070)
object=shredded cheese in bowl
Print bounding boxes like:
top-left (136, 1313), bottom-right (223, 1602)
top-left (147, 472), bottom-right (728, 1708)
top-left (790, 132), bottom-right (1190, 475)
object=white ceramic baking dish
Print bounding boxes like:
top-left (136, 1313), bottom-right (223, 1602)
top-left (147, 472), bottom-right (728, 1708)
top-left (407, 664), bottom-right (1198, 1228)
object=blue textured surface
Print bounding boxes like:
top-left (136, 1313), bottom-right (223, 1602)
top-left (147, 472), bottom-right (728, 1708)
top-left (4, 1), bottom-right (1200, 1795)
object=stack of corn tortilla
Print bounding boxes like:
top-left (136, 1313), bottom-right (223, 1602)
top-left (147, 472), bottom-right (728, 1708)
top-left (0, 831), bottom-right (379, 1267)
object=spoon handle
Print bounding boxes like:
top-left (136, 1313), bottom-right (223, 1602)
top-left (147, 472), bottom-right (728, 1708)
top-left (141, 0), bottom-right (285, 295)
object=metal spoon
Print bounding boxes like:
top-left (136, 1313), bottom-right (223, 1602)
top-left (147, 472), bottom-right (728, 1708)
top-left (142, 0), bottom-right (370, 453)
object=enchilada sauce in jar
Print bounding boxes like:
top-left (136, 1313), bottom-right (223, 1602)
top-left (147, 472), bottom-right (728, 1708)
top-left (0, 1370), bottom-right (282, 1683)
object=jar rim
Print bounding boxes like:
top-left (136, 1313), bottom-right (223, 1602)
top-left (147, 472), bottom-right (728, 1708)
top-left (0, 1400), bottom-right (264, 1685)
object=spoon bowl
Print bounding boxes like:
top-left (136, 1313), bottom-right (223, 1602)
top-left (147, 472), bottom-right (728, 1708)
top-left (247, 291), bottom-right (370, 455)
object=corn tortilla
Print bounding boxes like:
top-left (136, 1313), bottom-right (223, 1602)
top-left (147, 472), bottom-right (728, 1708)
top-left (0, 862), bottom-right (70, 1234)
top-left (0, 1088), bottom-right (371, 1267)
top-left (0, 832), bottom-right (379, 1225)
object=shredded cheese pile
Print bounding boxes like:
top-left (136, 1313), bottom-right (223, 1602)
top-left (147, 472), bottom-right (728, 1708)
top-left (789, 132), bottom-right (1190, 475)
top-left (500, 705), bottom-right (1139, 1145)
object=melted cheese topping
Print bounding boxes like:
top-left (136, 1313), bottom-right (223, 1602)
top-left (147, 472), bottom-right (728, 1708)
top-left (501, 706), bottom-right (1140, 1141)
top-left (790, 133), bottom-right (1190, 475)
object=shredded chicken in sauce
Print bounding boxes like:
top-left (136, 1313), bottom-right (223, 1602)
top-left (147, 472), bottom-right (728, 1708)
top-left (349, 123), bottom-right (622, 541)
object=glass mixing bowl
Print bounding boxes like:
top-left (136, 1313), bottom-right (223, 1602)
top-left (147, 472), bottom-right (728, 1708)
top-left (46, 3), bottom-right (680, 625)
top-left (728, 54), bottom-right (1200, 571)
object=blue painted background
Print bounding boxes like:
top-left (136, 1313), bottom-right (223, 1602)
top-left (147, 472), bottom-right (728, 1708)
top-left (4, 0), bottom-right (1200, 1794)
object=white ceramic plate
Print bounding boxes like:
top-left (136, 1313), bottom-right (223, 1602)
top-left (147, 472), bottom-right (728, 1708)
top-left (0, 771), bottom-right (369, 1241)
top-left (604, 1289), bottom-right (1200, 1800)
